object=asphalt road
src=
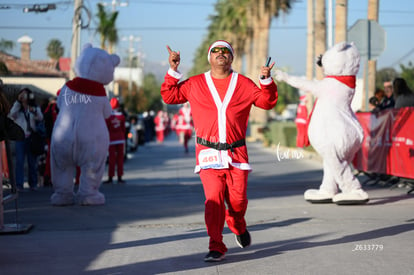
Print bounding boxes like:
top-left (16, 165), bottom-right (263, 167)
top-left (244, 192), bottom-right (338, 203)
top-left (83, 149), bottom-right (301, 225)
top-left (1, 134), bottom-right (413, 275)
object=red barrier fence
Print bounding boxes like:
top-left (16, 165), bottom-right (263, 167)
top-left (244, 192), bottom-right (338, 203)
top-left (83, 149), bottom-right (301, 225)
top-left (353, 107), bottom-right (414, 179)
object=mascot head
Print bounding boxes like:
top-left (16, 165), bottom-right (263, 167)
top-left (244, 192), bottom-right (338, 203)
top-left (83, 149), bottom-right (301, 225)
top-left (75, 43), bottom-right (120, 85)
top-left (319, 41), bottom-right (360, 76)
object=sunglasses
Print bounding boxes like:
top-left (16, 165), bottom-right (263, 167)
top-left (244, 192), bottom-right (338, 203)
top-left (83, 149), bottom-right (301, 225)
top-left (210, 47), bottom-right (231, 54)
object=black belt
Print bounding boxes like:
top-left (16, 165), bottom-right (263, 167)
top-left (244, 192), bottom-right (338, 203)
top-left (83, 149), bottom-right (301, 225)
top-left (196, 137), bottom-right (245, 152)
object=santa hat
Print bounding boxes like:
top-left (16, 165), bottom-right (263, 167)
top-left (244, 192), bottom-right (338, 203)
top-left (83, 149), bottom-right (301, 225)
top-left (207, 40), bottom-right (234, 62)
top-left (110, 98), bottom-right (119, 109)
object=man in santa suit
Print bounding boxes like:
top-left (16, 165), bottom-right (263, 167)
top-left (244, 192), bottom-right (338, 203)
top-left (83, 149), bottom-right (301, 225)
top-left (154, 110), bottom-right (165, 143)
top-left (103, 97), bottom-right (126, 184)
top-left (161, 40), bottom-right (278, 262)
top-left (295, 94), bottom-right (310, 148)
top-left (176, 102), bottom-right (193, 153)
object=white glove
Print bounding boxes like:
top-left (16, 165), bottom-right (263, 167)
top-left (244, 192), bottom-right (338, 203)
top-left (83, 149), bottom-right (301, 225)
top-left (274, 70), bottom-right (288, 82)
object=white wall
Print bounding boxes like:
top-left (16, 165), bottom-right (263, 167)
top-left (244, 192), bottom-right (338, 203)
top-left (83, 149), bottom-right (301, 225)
top-left (2, 76), bottom-right (66, 96)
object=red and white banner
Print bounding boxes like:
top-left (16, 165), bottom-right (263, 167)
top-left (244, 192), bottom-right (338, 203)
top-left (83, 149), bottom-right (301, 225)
top-left (353, 107), bottom-right (414, 179)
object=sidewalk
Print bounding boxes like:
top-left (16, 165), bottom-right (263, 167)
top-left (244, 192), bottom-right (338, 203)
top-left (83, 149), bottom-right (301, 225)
top-left (2, 135), bottom-right (414, 275)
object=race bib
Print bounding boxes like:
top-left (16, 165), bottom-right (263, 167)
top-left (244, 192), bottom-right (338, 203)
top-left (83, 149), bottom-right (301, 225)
top-left (198, 148), bottom-right (223, 169)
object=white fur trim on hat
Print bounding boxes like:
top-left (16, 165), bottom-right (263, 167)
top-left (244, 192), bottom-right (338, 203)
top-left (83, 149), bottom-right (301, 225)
top-left (207, 40), bottom-right (234, 62)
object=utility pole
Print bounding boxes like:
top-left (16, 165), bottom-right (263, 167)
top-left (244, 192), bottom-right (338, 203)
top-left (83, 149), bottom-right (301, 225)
top-left (306, 0), bottom-right (315, 114)
top-left (314, 0), bottom-right (326, 80)
top-left (70, 0), bottom-right (83, 79)
top-left (327, 0), bottom-right (333, 48)
top-left (306, 0), bottom-right (315, 81)
top-left (367, 0), bottom-right (379, 106)
top-left (335, 0), bottom-right (348, 43)
top-left (122, 35), bottom-right (141, 94)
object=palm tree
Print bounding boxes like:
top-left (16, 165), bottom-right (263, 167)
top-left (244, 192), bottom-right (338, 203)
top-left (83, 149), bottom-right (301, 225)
top-left (245, 0), bottom-right (291, 80)
top-left (245, 0), bottom-right (291, 126)
top-left (189, 0), bottom-right (250, 75)
top-left (335, 0), bottom-right (347, 43)
top-left (47, 39), bottom-right (64, 61)
top-left (215, 0), bottom-right (250, 72)
top-left (106, 13), bottom-right (119, 54)
top-left (189, 0), bottom-right (293, 127)
top-left (306, 0), bottom-right (315, 80)
top-left (96, 3), bottom-right (119, 53)
top-left (0, 38), bottom-right (14, 52)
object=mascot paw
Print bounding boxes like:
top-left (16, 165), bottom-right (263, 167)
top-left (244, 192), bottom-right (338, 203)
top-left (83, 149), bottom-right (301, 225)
top-left (332, 189), bottom-right (369, 205)
top-left (77, 192), bottom-right (106, 206)
top-left (274, 70), bottom-right (288, 82)
top-left (304, 189), bottom-right (335, 203)
top-left (51, 192), bottom-right (75, 206)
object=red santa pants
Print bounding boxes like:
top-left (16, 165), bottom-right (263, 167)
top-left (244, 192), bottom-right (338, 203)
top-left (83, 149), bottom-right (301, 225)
top-left (108, 143), bottom-right (124, 178)
top-left (155, 130), bottom-right (164, 143)
top-left (296, 122), bottom-right (309, 148)
top-left (183, 129), bottom-right (192, 151)
top-left (199, 166), bottom-right (248, 254)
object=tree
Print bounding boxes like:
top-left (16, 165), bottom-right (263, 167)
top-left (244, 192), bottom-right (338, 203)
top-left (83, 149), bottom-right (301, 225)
top-left (399, 62), bottom-right (414, 89)
top-left (46, 39), bottom-right (64, 61)
top-left (0, 38), bottom-right (14, 75)
top-left (0, 62), bottom-right (9, 75)
top-left (190, 0), bottom-right (292, 78)
top-left (0, 38), bottom-right (14, 52)
top-left (189, 0), bottom-right (251, 76)
top-left (335, 0), bottom-right (348, 43)
top-left (96, 3), bottom-right (119, 53)
top-left (375, 67), bottom-right (399, 89)
top-left (117, 73), bottom-right (162, 114)
top-left (314, 0), bottom-right (326, 80)
top-left (273, 81), bottom-right (299, 114)
top-left (189, 0), bottom-right (293, 127)
top-left (142, 73), bottom-right (163, 111)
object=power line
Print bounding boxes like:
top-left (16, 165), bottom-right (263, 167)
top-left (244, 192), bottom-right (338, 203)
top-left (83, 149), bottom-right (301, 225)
top-left (391, 47), bottom-right (414, 67)
top-left (1, 23), bottom-right (414, 31)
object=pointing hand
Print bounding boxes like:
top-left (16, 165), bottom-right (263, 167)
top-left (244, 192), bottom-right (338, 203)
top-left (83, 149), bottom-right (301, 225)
top-left (166, 45), bottom-right (180, 71)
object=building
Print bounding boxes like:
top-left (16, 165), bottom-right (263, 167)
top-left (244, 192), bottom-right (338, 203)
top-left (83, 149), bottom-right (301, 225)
top-left (0, 35), bottom-right (67, 100)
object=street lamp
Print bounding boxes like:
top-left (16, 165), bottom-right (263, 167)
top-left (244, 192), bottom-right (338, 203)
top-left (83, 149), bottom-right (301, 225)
top-left (122, 35), bottom-right (141, 93)
top-left (23, 4), bottom-right (56, 13)
top-left (100, 0), bottom-right (128, 12)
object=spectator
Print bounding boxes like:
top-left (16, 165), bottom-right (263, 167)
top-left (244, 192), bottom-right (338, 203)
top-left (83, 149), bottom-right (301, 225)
top-left (393, 77), bottom-right (414, 108)
top-left (42, 96), bottom-right (59, 186)
top-left (369, 88), bottom-right (385, 113)
top-left (0, 84), bottom-right (24, 142)
top-left (176, 103), bottom-right (193, 153)
top-left (8, 88), bottom-right (44, 191)
top-left (378, 81), bottom-right (395, 110)
top-left (143, 111), bottom-right (155, 142)
top-left (104, 98), bottom-right (126, 184)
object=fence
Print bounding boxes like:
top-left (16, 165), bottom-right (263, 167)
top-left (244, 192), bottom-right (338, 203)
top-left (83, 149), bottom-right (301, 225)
top-left (352, 107), bottom-right (414, 180)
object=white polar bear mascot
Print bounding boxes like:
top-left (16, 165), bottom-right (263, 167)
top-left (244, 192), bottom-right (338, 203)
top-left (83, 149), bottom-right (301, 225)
top-left (275, 41), bottom-right (369, 205)
top-left (50, 44), bottom-right (120, 206)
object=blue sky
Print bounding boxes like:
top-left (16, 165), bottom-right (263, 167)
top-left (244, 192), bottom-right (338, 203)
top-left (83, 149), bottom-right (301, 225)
top-left (1, 0), bottom-right (414, 76)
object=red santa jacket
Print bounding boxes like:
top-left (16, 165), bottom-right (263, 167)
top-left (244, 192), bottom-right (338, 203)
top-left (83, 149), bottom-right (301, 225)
top-left (176, 106), bottom-right (193, 131)
top-left (106, 111), bottom-right (126, 145)
top-left (154, 111), bottom-right (165, 132)
top-left (161, 69), bottom-right (278, 172)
